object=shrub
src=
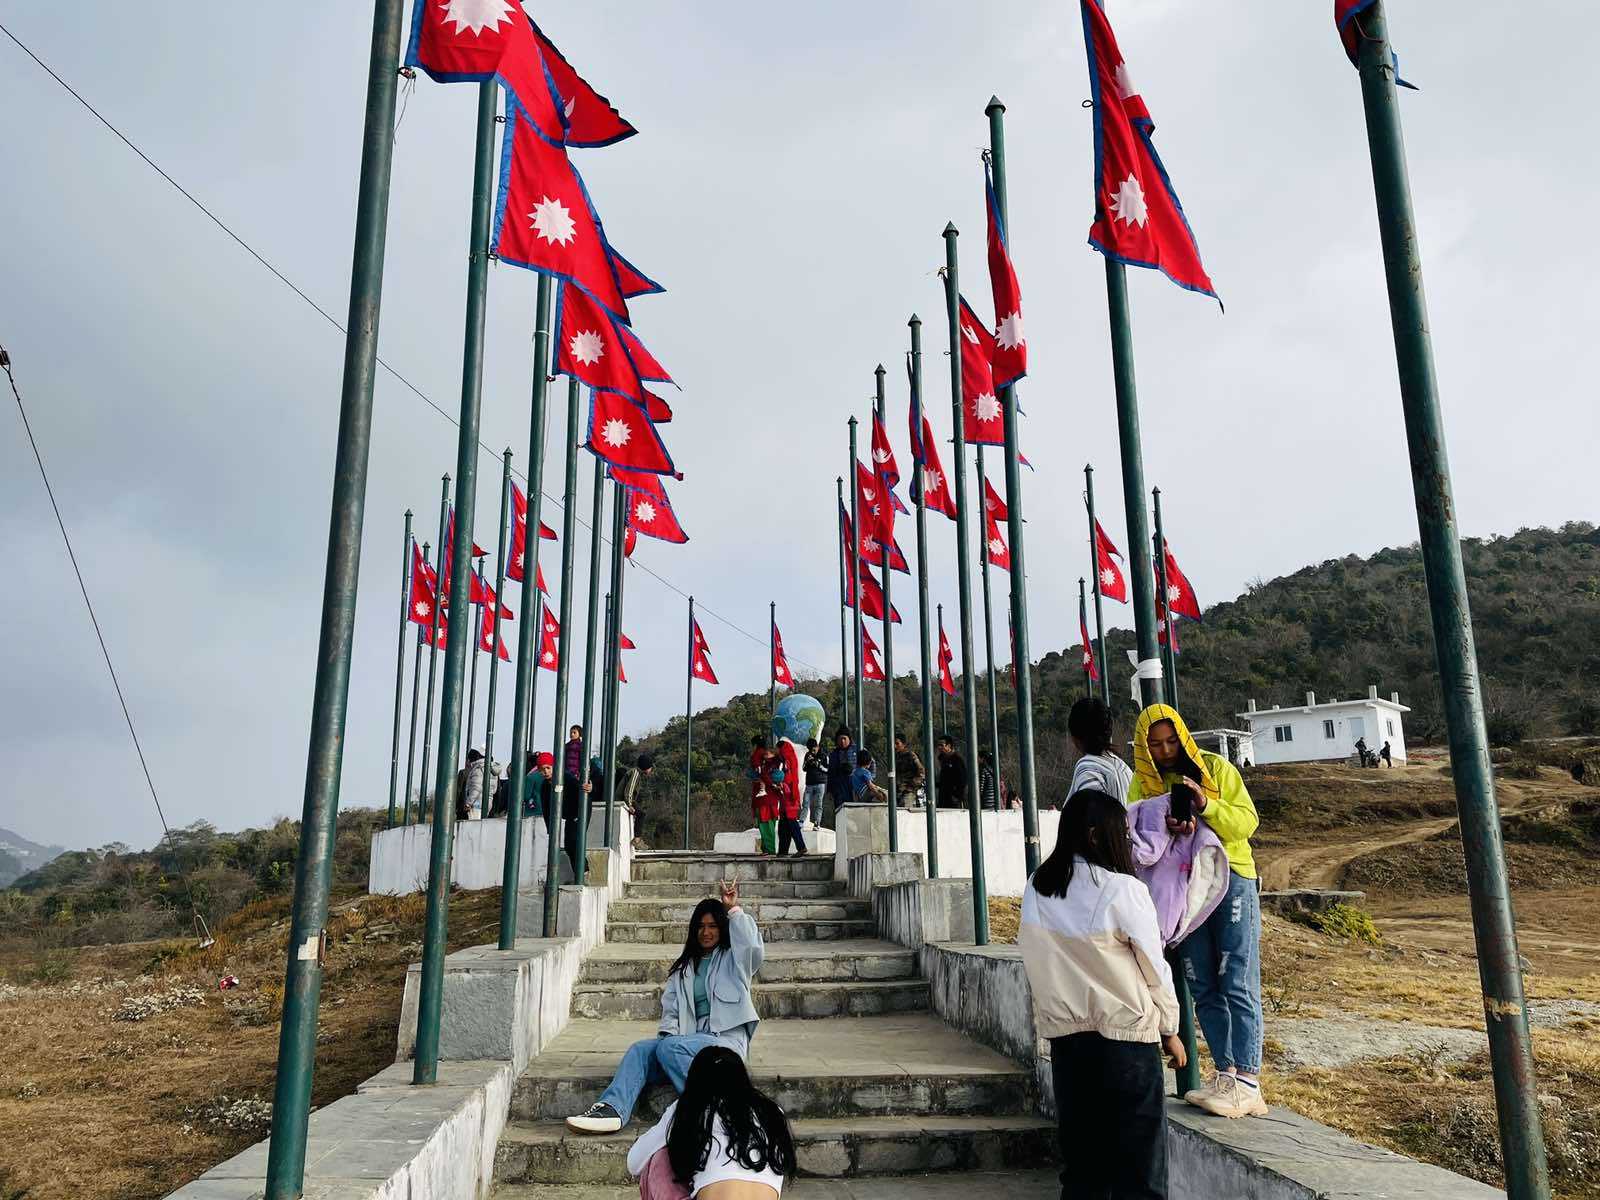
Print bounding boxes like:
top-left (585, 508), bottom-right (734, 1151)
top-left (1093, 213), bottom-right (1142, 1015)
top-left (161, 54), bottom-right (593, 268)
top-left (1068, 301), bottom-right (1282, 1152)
top-left (1298, 902), bottom-right (1381, 945)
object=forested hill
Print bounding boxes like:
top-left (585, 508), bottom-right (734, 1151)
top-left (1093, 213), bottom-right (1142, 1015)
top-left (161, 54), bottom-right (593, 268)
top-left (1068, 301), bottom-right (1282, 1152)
top-left (619, 522), bottom-right (1600, 845)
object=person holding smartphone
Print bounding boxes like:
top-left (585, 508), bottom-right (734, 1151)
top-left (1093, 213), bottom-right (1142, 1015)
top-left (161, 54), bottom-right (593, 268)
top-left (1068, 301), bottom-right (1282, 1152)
top-left (1127, 703), bottom-right (1266, 1120)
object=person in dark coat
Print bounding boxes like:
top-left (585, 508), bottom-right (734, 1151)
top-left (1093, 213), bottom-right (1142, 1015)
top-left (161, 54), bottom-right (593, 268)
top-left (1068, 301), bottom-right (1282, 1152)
top-left (935, 735), bottom-right (968, 809)
top-left (824, 728), bottom-right (858, 827)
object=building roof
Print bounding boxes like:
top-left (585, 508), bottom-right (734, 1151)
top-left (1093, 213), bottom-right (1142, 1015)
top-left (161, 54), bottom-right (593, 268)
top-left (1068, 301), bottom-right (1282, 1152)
top-left (1236, 696), bottom-right (1410, 722)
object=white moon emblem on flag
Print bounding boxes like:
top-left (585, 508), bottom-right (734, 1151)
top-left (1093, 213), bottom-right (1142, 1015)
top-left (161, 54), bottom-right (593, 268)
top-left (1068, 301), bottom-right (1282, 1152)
top-left (995, 311), bottom-right (1024, 351)
top-left (873, 447), bottom-right (889, 464)
top-left (439, 0), bottom-right (514, 36)
top-left (601, 418), bottom-right (632, 447)
top-left (570, 330), bottom-right (605, 365)
top-left (529, 196), bottom-right (577, 245)
top-left (961, 321), bottom-right (980, 345)
top-left (971, 392), bottom-right (1001, 422)
top-left (1110, 173), bottom-right (1148, 227)
top-left (634, 499), bottom-right (656, 525)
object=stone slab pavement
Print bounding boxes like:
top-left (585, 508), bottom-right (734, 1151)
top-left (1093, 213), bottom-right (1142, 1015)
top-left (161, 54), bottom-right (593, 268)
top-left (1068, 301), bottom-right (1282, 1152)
top-left (493, 1170), bottom-right (1060, 1200)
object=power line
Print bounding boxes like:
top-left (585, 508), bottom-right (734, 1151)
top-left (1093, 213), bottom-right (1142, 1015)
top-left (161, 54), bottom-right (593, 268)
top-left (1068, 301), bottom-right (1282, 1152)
top-left (0, 20), bottom-right (819, 675)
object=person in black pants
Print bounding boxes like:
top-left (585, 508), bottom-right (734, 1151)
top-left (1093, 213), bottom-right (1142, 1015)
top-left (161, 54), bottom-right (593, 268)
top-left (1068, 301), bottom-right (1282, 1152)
top-left (558, 764), bottom-right (594, 880)
top-left (934, 735), bottom-right (967, 809)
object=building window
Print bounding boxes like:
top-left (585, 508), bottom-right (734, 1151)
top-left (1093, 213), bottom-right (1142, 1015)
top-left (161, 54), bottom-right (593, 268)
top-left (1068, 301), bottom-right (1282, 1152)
top-left (1323, 719), bottom-right (1336, 739)
top-left (1274, 725), bottom-right (1293, 743)
top-left (1387, 719), bottom-right (1396, 736)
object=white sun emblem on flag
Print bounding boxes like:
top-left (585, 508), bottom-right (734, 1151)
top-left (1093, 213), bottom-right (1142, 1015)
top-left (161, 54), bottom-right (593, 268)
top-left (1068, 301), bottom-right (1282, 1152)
top-left (601, 417), bottom-right (632, 447)
top-left (414, 599), bottom-right (431, 619)
top-left (995, 311), bottom-right (1024, 350)
top-left (1110, 173), bottom-right (1148, 227)
top-left (696, 658), bottom-right (707, 673)
top-left (514, 550), bottom-right (524, 570)
top-left (569, 330), bottom-right (604, 365)
top-left (971, 392), bottom-right (1001, 423)
top-left (922, 467), bottom-right (942, 495)
top-left (1167, 584), bottom-right (1183, 603)
top-left (1100, 566), bottom-right (1118, 589)
top-left (529, 196), bottom-right (577, 245)
top-left (1114, 60), bottom-right (1138, 100)
top-left (542, 649), bottom-right (555, 664)
top-left (960, 321), bottom-right (980, 345)
top-left (439, 0), bottom-right (513, 36)
top-left (989, 536), bottom-right (1005, 556)
top-left (634, 499), bottom-right (657, 525)
top-left (862, 535), bottom-right (879, 556)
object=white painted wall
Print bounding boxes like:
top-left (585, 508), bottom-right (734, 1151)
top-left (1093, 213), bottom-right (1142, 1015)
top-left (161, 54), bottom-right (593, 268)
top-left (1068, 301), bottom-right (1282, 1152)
top-left (833, 805), bottom-right (1062, 897)
top-left (1240, 701), bottom-right (1407, 766)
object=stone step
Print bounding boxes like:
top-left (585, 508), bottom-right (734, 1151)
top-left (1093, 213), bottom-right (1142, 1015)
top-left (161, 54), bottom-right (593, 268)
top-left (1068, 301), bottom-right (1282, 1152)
top-left (623, 878), bottom-right (852, 901)
top-left (491, 1169), bottom-right (1061, 1200)
top-left (577, 941), bottom-right (917, 986)
top-left (494, 1116), bottom-right (1055, 1184)
top-left (570, 978), bottom-right (930, 1021)
top-left (605, 919), bottom-right (876, 944)
top-left (510, 1015), bottom-right (1036, 1123)
top-left (631, 853), bottom-right (835, 883)
top-left (605, 897), bottom-right (872, 924)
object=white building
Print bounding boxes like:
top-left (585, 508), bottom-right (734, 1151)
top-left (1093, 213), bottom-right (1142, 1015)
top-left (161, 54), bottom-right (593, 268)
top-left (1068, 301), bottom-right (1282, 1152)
top-left (1235, 686), bottom-right (1408, 766)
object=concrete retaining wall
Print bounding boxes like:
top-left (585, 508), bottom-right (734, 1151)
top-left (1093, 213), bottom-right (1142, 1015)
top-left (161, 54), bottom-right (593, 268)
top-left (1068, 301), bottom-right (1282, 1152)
top-left (834, 805), bottom-right (1060, 894)
top-left (870, 877), bottom-right (975, 952)
top-left (848, 850), bottom-right (925, 900)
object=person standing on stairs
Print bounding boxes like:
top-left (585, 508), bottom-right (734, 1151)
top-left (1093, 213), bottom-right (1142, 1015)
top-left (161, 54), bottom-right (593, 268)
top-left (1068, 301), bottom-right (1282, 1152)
top-left (567, 881), bottom-right (765, 1135)
top-left (1019, 788), bottom-right (1187, 1200)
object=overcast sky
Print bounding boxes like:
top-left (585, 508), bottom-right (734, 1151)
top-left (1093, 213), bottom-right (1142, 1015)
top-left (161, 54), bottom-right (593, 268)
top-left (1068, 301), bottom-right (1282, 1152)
top-left (2, 3), bottom-right (1595, 852)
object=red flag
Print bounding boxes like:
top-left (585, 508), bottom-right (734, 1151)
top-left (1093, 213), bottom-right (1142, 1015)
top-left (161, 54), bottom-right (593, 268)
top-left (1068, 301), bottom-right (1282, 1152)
top-left (430, 616), bottom-right (451, 650)
top-left (611, 249), bottom-right (663, 299)
top-left (1081, 0), bottom-right (1217, 300)
top-left (642, 390), bottom-right (674, 423)
top-left (588, 388), bottom-right (676, 475)
top-left (619, 631), bottom-right (637, 651)
top-left (772, 623), bottom-right (794, 688)
top-left (524, 18), bottom-right (637, 148)
top-left (871, 413), bottom-right (900, 491)
top-left (860, 624), bottom-right (886, 683)
top-left (842, 505), bottom-right (908, 576)
top-left (909, 412), bottom-right (957, 520)
top-left (507, 483), bottom-right (550, 584)
top-left (492, 106), bottom-right (630, 321)
top-left (627, 485), bottom-right (688, 545)
top-left (1334, 1), bottom-right (1416, 87)
top-left (937, 620), bottom-right (956, 696)
top-left (691, 619), bottom-right (719, 684)
top-left (844, 557), bottom-right (901, 624)
top-left (983, 476), bottom-right (1009, 522)
top-left (692, 620), bottom-right (710, 653)
top-left (539, 520), bottom-right (557, 540)
top-left (470, 572), bottom-right (514, 620)
top-left (855, 461), bottom-right (896, 542)
top-left (984, 512), bottom-right (1012, 571)
top-left (408, 541), bottom-right (439, 628)
top-left (624, 526), bottom-right (637, 558)
top-left (984, 162), bottom-right (1027, 388)
top-left (1094, 520), bottom-right (1128, 603)
top-left (441, 509), bottom-right (487, 601)
top-left (553, 280), bottom-right (646, 401)
top-left (1160, 538), bottom-right (1202, 621)
top-left (957, 297), bottom-right (1004, 447)
top-left (616, 319), bottom-right (673, 385)
top-left (537, 602), bottom-right (560, 672)
top-left (478, 602), bottom-right (511, 661)
top-left (1080, 599), bottom-right (1100, 682)
top-left (404, 0), bottom-right (567, 145)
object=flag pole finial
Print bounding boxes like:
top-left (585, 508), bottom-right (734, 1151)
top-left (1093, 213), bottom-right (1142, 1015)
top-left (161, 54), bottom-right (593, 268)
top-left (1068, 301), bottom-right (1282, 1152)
top-left (942, 221), bottom-right (959, 238)
top-left (986, 95), bottom-right (1006, 114)
top-left (405, 508), bottom-right (413, 517)
top-left (909, 313), bottom-right (921, 327)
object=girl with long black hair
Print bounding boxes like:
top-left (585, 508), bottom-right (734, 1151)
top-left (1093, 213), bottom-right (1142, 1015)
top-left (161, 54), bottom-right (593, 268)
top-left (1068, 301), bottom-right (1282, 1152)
top-left (568, 883), bottom-right (765, 1134)
top-left (626, 1045), bottom-right (795, 1200)
top-left (1020, 789), bottom-right (1185, 1200)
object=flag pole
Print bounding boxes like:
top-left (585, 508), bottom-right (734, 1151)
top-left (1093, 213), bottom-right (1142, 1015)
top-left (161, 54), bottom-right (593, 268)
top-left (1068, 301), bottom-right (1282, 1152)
top-left (387, 513), bottom-right (414, 828)
top-left (466, 562), bottom-right (484, 768)
top-left (483, 451), bottom-right (512, 818)
top-left (600, 481), bottom-right (627, 843)
top-left (404, 542), bottom-right (429, 824)
top-left (500, 275), bottom-right (555, 948)
top-left (416, 81), bottom-right (500, 1084)
top-left (941, 223), bottom-right (989, 945)
top-left (418, 477), bottom-right (450, 826)
top-left (1084, 465), bottom-right (1113, 709)
top-left (847, 417), bottom-right (866, 752)
top-left (599, 590), bottom-right (615, 842)
top-left (1078, 578), bottom-right (1091, 697)
top-left (545, 378), bottom-right (584, 926)
top-left (909, 317), bottom-right (939, 877)
top-left (985, 98), bottom-right (1040, 873)
top-left (768, 601), bottom-right (777, 738)
top-left (1152, 487), bottom-right (1178, 710)
top-left (873, 365), bottom-right (899, 852)
top-left (836, 476), bottom-right (851, 736)
top-left (580, 457), bottom-right (606, 841)
top-left (263, 1), bottom-right (401, 1191)
top-left (938, 602), bottom-right (948, 738)
top-left (974, 446), bottom-right (1002, 818)
top-left (1356, 6), bottom-right (1547, 1192)
top-left (683, 595), bottom-right (694, 849)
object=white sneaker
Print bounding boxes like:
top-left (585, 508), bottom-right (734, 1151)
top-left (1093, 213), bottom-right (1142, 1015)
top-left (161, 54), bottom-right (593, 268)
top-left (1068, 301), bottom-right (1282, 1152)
top-left (1194, 1073), bottom-right (1269, 1118)
top-left (1182, 1073), bottom-right (1224, 1108)
top-left (566, 1101), bottom-right (622, 1133)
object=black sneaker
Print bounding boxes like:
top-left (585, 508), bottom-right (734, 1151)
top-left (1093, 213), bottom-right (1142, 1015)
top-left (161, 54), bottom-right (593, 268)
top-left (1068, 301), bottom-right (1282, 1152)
top-left (566, 1102), bottom-right (622, 1134)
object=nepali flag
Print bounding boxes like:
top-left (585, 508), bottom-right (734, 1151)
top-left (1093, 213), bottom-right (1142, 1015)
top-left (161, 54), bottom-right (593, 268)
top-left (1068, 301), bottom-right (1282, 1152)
top-left (871, 412), bottom-right (900, 491)
top-left (957, 296), bottom-right (1004, 447)
top-left (470, 571), bottom-right (514, 620)
top-left (690, 620), bottom-right (719, 684)
top-left (524, 18), bottom-right (637, 148)
top-left (861, 624), bottom-right (886, 683)
top-left (409, 541), bottom-right (439, 628)
top-left (1079, 592), bottom-right (1100, 682)
top-left (492, 103), bottom-right (630, 322)
top-left (909, 409), bottom-right (957, 521)
top-left (984, 512), bottom-right (1011, 571)
top-left (1081, 0), bottom-right (1218, 300)
top-left (772, 622), bottom-right (794, 688)
top-left (478, 602), bottom-right (511, 661)
top-left (555, 282), bottom-right (671, 403)
top-left (405, 0), bottom-right (567, 145)
top-left (937, 619), bottom-right (957, 696)
top-left (1094, 520), bottom-right (1128, 603)
top-left (612, 250), bottom-right (665, 300)
top-left (1334, 1), bottom-right (1416, 88)
top-left (627, 484), bottom-right (688, 545)
top-left (983, 476), bottom-right (1008, 522)
top-left (507, 482), bottom-right (555, 588)
top-left (844, 556), bottom-right (902, 625)
top-left (1160, 538), bottom-right (1202, 621)
top-left (984, 161), bottom-right (1026, 389)
top-left (441, 509), bottom-right (487, 601)
top-left (588, 389), bottom-right (675, 476)
top-left (642, 390), bottom-right (674, 423)
top-left (854, 460), bottom-right (897, 542)
top-left (843, 506), bottom-right (909, 576)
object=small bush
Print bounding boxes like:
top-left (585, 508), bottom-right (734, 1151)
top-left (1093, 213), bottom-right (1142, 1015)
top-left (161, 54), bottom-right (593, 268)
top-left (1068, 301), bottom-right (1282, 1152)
top-left (1299, 902), bottom-right (1382, 945)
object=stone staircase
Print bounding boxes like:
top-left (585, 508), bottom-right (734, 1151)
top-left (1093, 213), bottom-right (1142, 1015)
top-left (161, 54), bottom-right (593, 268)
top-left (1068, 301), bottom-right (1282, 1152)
top-left (492, 851), bottom-right (1056, 1198)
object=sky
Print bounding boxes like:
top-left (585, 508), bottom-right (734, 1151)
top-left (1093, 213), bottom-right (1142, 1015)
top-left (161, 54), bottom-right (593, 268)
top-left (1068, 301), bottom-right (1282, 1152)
top-left (1, 2), bottom-right (1596, 853)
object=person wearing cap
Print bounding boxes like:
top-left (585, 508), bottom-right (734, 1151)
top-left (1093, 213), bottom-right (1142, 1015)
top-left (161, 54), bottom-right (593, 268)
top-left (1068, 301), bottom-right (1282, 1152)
top-left (523, 750), bottom-right (556, 820)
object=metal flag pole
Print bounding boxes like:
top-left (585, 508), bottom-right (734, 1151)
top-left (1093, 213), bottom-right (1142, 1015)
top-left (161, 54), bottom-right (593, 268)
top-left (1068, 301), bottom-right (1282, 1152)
top-left (941, 223), bottom-right (989, 945)
top-left (1152, 487), bottom-right (1178, 710)
top-left (264, 2), bottom-right (402, 1192)
top-left (975, 447), bottom-right (1002, 817)
top-left (1084, 464), bottom-right (1113, 709)
top-left (1078, 578), bottom-right (1092, 697)
top-left (1355, 6), bottom-right (1548, 1192)
top-left (873, 365), bottom-right (898, 851)
top-left (909, 317), bottom-right (939, 877)
top-left (387, 513), bottom-right (414, 828)
top-left (404, 542), bottom-right (429, 824)
top-left (545, 379), bottom-right (583, 927)
top-left (683, 595), bottom-right (694, 849)
top-left (836, 477), bottom-right (851, 735)
top-left (580, 457), bottom-right (606, 839)
top-left (847, 417), bottom-right (866, 751)
top-left (483, 450), bottom-right (513, 818)
top-left (599, 590), bottom-right (616, 844)
top-left (600, 482), bottom-right (627, 843)
top-left (985, 97), bottom-right (1040, 873)
top-left (418, 479), bottom-right (450, 826)
top-left (768, 601), bottom-right (777, 736)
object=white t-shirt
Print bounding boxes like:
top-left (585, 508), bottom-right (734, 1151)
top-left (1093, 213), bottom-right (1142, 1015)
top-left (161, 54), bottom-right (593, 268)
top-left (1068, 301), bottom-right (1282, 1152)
top-left (627, 1100), bottom-right (786, 1197)
top-left (1067, 752), bottom-right (1134, 806)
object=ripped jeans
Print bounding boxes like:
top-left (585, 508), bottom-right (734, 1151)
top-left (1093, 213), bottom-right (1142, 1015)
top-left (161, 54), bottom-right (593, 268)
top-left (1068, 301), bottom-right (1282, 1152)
top-left (1179, 869), bottom-right (1263, 1075)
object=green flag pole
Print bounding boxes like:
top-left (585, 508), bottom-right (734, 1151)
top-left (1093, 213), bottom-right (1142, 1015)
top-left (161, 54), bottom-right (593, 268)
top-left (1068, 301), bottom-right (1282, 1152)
top-left (847, 417), bottom-right (865, 752)
top-left (580, 458), bottom-right (605, 841)
top-left (836, 476), bottom-right (851, 736)
top-left (387, 512), bottom-right (414, 828)
top-left (1354, 6), bottom-right (1548, 1193)
top-left (601, 482), bottom-right (627, 840)
top-left (873, 365), bottom-right (898, 850)
top-left (768, 600), bottom-right (777, 737)
top-left (546, 379), bottom-right (583, 924)
top-left (404, 542), bottom-right (429, 824)
top-left (941, 223), bottom-right (988, 946)
top-left (974, 446), bottom-right (1002, 815)
top-left (264, 2), bottom-right (402, 1192)
top-left (908, 318), bottom-right (939, 876)
top-left (1152, 487), bottom-right (1178, 710)
top-left (482, 451), bottom-right (512, 816)
top-left (1084, 464), bottom-right (1112, 709)
top-left (683, 594), bottom-right (693, 850)
top-left (418, 477), bottom-right (449, 825)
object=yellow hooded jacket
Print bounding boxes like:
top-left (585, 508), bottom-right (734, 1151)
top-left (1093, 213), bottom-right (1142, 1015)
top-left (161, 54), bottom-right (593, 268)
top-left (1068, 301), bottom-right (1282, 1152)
top-left (1126, 704), bottom-right (1259, 880)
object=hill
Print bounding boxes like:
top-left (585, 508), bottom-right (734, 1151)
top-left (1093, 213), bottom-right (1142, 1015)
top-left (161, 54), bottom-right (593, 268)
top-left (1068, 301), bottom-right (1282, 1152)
top-left (0, 828), bottom-right (66, 888)
top-left (619, 521), bottom-right (1600, 844)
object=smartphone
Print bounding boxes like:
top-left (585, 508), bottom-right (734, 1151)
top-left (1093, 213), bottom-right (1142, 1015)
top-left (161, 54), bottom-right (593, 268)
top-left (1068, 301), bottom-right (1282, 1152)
top-left (1169, 781), bottom-right (1194, 823)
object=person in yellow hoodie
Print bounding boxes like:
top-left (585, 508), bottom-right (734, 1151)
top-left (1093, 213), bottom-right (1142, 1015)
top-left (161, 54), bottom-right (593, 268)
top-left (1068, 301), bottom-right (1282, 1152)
top-left (1128, 703), bottom-right (1267, 1119)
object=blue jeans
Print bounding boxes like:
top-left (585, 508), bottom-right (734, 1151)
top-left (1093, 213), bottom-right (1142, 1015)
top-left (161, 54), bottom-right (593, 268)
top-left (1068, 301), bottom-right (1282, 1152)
top-left (1179, 870), bottom-right (1263, 1075)
top-left (598, 1033), bottom-right (740, 1124)
top-left (800, 784), bottom-right (825, 825)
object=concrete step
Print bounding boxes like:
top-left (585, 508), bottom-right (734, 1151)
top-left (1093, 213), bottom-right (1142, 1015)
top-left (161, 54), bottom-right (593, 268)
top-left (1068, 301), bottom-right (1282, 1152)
top-left (576, 941), bottom-right (917, 985)
top-left (570, 978), bottom-right (930, 1021)
top-left (491, 1172), bottom-right (1062, 1200)
top-left (631, 853), bottom-right (835, 883)
top-left (605, 919), bottom-right (876, 944)
top-left (605, 897), bottom-right (872, 924)
top-left (623, 878), bottom-right (851, 901)
top-left (510, 1015), bottom-right (1037, 1123)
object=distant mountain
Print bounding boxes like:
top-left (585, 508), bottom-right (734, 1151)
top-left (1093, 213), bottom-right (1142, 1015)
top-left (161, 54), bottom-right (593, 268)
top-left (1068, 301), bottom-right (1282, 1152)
top-left (0, 828), bottom-right (68, 888)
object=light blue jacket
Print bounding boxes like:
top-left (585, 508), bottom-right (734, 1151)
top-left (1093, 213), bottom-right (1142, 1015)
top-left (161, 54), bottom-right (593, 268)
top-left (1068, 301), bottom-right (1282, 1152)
top-left (658, 909), bottom-right (764, 1038)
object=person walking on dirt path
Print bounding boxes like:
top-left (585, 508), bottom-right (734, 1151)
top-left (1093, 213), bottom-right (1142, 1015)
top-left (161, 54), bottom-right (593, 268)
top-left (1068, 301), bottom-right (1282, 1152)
top-left (893, 733), bottom-right (925, 809)
top-left (1128, 703), bottom-right (1266, 1120)
top-left (800, 738), bottom-right (828, 830)
top-left (1020, 788), bottom-right (1186, 1200)
top-left (567, 882), bottom-right (765, 1135)
top-left (1066, 696), bottom-right (1134, 807)
top-left (824, 728), bottom-right (858, 825)
top-left (935, 735), bottom-right (967, 809)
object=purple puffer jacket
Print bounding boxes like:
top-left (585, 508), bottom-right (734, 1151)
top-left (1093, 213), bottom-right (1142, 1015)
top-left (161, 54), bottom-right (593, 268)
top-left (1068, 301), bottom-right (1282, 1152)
top-left (1126, 794), bottom-right (1231, 948)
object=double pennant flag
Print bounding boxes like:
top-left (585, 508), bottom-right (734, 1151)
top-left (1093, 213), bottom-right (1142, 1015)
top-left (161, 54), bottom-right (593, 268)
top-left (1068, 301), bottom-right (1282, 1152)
top-left (1079, 600), bottom-right (1101, 682)
top-left (690, 620), bottom-right (719, 684)
top-left (408, 541), bottom-right (439, 628)
top-left (984, 162), bottom-right (1027, 389)
top-left (860, 624), bottom-right (887, 683)
top-left (613, 467), bottom-right (689, 547)
top-left (537, 602), bottom-right (561, 671)
top-left (1081, 0), bottom-right (1218, 301)
top-left (1160, 539), bottom-right (1202, 621)
top-left (984, 513), bottom-right (1011, 571)
top-left (507, 482), bottom-right (553, 594)
top-left (908, 359), bottom-right (957, 521)
top-left (956, 297), bottom-right (1004, 448)
top-left (937, 618), bottom-right (957, 696)
top-left (1094, 520), bottom-right (1129, 603)
top-left (772, 622), bottom-right (794, 689)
